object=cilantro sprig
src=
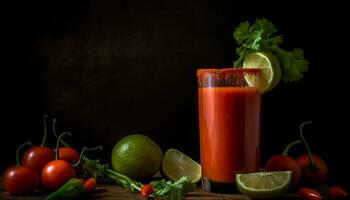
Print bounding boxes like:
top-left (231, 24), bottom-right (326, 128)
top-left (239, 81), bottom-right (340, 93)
top-left (233, 18), bottom-right (309, 82)
top-left (83, 157), bottom-right (196, 200)
top-left (151, 176), bottom-right (196, 200)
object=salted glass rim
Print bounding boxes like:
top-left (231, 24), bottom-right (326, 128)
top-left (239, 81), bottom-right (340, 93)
top-left (197, 68), bottom-right (260, 78)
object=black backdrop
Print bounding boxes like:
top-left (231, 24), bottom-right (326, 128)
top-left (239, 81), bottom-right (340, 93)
top-left (1, 0), bottom-right (348, 186)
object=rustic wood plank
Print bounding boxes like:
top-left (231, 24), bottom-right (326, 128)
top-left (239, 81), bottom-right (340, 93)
top-left (1, 184), bottom-right (301, 200)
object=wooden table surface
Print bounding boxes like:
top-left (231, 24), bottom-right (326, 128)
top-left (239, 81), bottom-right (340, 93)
top-left (1, 184), bottom-right (301, 200)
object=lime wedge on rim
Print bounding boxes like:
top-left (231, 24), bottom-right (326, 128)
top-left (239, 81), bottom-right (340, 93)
top-left (236, 171), bottom-right (292, 199)
top-left (243, 52), bottom-right (281, 94)
top-left (161, 148), bottom-right (201, 183)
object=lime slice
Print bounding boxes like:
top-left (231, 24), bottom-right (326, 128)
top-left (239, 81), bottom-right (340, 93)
top-left (161, 148), bottom-right (201, 183)
top-left (236, 171), bottom-right (292, 199)
top-left (243, 52), bottom-right (281, 94)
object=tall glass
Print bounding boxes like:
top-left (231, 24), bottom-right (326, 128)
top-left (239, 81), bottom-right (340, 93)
top-left (197, 68), bottom-right (261, 193)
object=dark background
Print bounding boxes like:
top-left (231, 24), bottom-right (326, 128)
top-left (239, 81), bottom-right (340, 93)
top-left (1, 0), bottom-right (348, 186)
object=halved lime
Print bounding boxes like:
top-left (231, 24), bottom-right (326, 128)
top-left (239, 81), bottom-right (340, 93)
top-left (236, 171), bottom-right (292, 199)
top-left (243, 52), bottom-right (281, 94)
top-left (161, 148), bottom-right (201, 183)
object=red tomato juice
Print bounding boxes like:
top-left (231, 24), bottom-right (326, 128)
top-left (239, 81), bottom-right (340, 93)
top-left (198, 87), bottom-right (261, 183)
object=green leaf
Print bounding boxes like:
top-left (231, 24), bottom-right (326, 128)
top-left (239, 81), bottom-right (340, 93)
top-left (255, 18), bottom-right (277, 39)
top-left (233, 21), bottom-right (250, 45)
top-left (270, 46), bottom-right (309, 82)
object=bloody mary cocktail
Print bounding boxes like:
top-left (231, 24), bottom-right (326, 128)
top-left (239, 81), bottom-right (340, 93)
top-left (197, 68), bottom-right (261, 192)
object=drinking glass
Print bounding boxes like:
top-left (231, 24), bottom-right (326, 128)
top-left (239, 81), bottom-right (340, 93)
top-left (197, 68), bottom-right (261, 193)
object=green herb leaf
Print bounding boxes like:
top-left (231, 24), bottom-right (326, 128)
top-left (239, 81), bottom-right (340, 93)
top-left (233, 21), bottom-right (250, 45)
top-left (151, 176), bottom-right (196, 200)
top-left (270, 46), bottom-right (309, 82)
top-left (233, 18), bottom-right (309, 83)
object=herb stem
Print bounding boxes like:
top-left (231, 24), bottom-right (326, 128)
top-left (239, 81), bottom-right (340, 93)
top-left (82, 155), bottom-right (142, 193)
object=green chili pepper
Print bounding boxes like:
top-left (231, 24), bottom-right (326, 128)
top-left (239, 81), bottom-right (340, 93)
top-left (45, 178), bottom-right (84, 200)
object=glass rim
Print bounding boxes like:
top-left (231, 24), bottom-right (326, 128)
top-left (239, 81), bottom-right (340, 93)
top-left (197, 68), bottom-right (260, 78)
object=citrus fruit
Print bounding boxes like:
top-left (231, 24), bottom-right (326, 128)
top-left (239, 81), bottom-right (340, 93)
top-left (161, 148), bottom-right (201, 183)
top-left (236, 171), bottom-right (292, 199)
top-left (111, 134), bottom-right (163, 180)
top-left (243, 52), bottom-right (281, 94)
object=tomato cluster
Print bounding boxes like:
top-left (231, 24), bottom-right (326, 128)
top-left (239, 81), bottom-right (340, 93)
top-left (1, 116), bottom-right (96, 196)
top-left (264, 121), bottom-right (348, 199)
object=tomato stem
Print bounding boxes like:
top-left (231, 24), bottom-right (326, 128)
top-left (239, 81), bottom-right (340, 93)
top-left (16, 141), bottom-right (32, 166)
top-left (53, 118), bottom-right (72, 149)
top-left (56, 132), bottom-right (72, 160)
top-left (53, 118), bottom-right (58, 138)
top-left (282, 140), bottom-right (302, 156)
top-left (40, 115), bottom-right (49, 147)
top-left (299, 121), bottom-right (316, 169)
top-left (73, 146), bottom-right (103, 168)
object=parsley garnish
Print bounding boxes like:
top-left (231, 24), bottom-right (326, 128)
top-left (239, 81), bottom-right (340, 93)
top-left (233, 18), bottom-right (309, 82)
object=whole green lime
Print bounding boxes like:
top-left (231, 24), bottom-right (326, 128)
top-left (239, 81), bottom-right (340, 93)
top-left (111, 134), bottom-right (163, 180)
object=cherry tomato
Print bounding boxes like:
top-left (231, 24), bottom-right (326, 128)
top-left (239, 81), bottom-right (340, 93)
top-left (21, 146), bottom-right (55, 173)
top-left (2, 166), bottom-right (39, 195)
top-left (265, 155), bottom-right (301, 185)
top-left (58, 147), bottom-right (80, 163)
top-left (41, 160), bottom-right (76, 191)
top-left (141, 184), bottom-right (153, 198)
top-left (41, 132), bottom-right (76, 191)
top-left (265, 140), bottom-right (302, 185)
top-left (83, 177), bottom-right (97, 193)
top-left (298, 187), bottom-right (322, 200)
top-left (57, 147), bottom-right (82, 173)
top-left (329, 186), bottom-right (348, 198)
top-left (21, 115), bottom-right (55, 173)
top-left (2, 141), bottom-right (39, 195)
top-left (52, 119), bottom-right (83, 173)
top-left (297, 154), bottom-right (328, 185)
top-left (297, 121), bottom-right (328, 185)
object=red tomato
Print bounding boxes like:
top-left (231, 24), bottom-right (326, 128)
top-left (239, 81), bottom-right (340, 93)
top-left (298, 187), bottom-right (322, 200)
top-left (141, 184), bottom-right (153, 198)
top-left (265, 155), bottom-right (301, 185)
top-left (21, 146), bottom-right (55, 173)
top-left (2, 166), bottom-right (39, 195)
top-left (41, 160), bottom-right (76, 191)
top-left (329, 186), bottom-right (348, 198)
top-left (83, 177), bottom-right (97, 193)
top-left (57, 147), bottom-right (82, 173)
top-left (297, 154), bottom-right (328, 185)
top-left (21, 115), bottom-right (55, 173)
